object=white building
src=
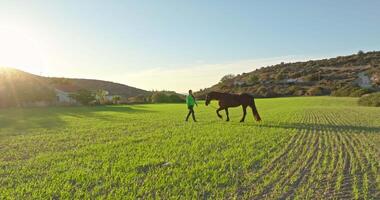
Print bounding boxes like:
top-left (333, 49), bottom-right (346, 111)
top-left (54, 85), bottom-right (80, 105)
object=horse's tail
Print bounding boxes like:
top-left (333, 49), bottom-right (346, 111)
top-left (250, 98), bottom-right (261, 122)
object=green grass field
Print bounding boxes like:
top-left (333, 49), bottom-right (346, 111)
top-left (0, 97), bottom-right (379, 199)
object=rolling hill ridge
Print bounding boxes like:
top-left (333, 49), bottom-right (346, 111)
top-left (0, 67), bottom-right (150, 107)
top-left (196, 51), bottom-right (380, 98)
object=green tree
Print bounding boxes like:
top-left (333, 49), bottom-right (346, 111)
top-left (70, 89), bottom-right (95, 105)
top-left (168, 94), bottom-right (185, 103)
top-left (151, 92), bottom-right (169, 103)
top-left (112, 95), bottom-right (121, 104)
top-left (95, 89), bottom-right (108, 104)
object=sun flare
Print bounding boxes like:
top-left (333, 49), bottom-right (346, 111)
top-left (0, 28), bottom-right (47, 75)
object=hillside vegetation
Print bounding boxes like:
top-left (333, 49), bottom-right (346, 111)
top-left (127, 91), bottom-right (185, 104)
top-left (0, 68), bottom-right (150, 107)
top-left (196, 51), bottom-right (380, 98)
top-left (0, 97), bottom-right (379, 199)
top-left (358, 92), bottom-right (380, 107)
top-left (67, 78), bottom-right (150, 98)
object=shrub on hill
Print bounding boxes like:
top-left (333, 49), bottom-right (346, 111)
top-left (358, 92), bottom-right (380, 107)
top-left (275, 72), bottom-right (286, 81)
top-left (306, 86), bottom-right (324, 96)
top-left (303, 73), bottom-right (320, 82)
top-left (220, 74), bottom-right (236, 83)
top-left (331, 86), bottom-right (372, 97)
top-left (247, 74), bottom-right (259, 84)
top-left (293, 89), bottom-right (305, 96)
top-left (350, 88), bottom-right (372, 97)
top-left (289, 86), bottom-right (306, 96)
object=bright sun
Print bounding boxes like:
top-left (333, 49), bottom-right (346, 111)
top-left (0, 28), bottom-right (47, 75)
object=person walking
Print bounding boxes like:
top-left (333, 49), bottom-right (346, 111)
top-left (186, 90), bottom-right (197, 122)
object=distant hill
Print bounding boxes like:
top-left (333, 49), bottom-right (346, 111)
top-left (50, 78), bottom-right (150, 98)
top-left (195, 51), bottom-right (380, 98)
top-left (0, 67), bottom-right (150, 107)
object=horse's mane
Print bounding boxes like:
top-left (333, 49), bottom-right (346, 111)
top-left (208, 91), bottom-right (226, 95)
top-left (208, 91), bottom-right (228, 97)
top-left (208, 91), bottom-right (252, 97)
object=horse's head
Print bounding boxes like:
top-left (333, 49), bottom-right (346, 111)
top-left (205, 93), bottom-right (212, 106)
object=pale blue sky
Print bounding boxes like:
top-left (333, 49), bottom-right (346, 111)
top-left (0, 0), bottom-right (379, 92)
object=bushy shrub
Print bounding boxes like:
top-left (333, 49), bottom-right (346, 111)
top-left (358, 92), bottom-right (380, 107)
top-left (289, 72), bottom-right (302, 78)
top-left (151, 92), bottom-right (170, 103)
top-left (306, 86), bottom-right (324, 96)
top-left (331, 86), bottom-right (372, 97)
top-left (112, 96), bottom-right (121, 104)
top-left (288, 86), bottom-right (305, 96)
top-left (275, 73), bottom-right (285, 81)
top-left (168, 94), bottom-right (184, 103)
top-left (331, 86), bottom-right (351, 96)
top-left (151, 92), bottom-right (185, 103)
top-left (303, 73), bottom-right (319, 82)
top-left (288, 85), bottom-right (300, 93)
top-left (70, 89), bottom-right (95, 105)
top-left (247, 75), bottom-right (259, 84)
top-left (256, 86), bottom-right (268, 97)
top-left (220, 74), bottom-right (235, 83)
top-left (293, 90), bottom-right (305, 96)
top-left (350, 88), bottom-right (372, 97)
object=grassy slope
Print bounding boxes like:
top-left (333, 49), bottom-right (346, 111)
top-left (0, 97), bottom-right (379, 199)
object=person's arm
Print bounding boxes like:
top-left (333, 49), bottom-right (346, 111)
top-left (192, 95), bottom-right (198, 106)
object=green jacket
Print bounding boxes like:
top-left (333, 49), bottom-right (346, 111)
top-left (186, 95), bottom-right (197, 106)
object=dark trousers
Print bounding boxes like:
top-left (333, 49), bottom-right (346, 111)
top-left (186, 105), bottom-right (196, 121)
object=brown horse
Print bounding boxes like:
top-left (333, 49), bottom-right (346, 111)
top-left (205, 91), bottom-right (261, 122)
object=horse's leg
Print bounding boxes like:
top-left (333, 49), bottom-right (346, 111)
top-left (225, 108), bottom-right (230, 121)
top-left (240, 105), bottom-right (247, 122)
top-left (216, 107), bottom-right (223, 119)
